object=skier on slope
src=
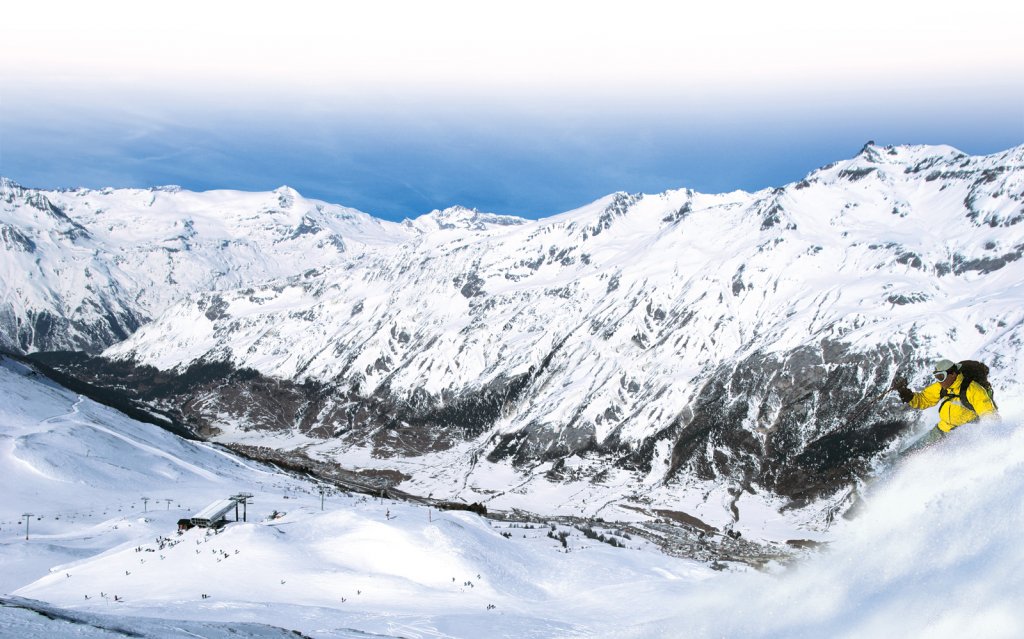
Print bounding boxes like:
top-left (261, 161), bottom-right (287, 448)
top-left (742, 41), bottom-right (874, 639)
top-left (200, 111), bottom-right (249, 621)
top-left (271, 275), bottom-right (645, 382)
top-left (892, 358), bottom-right (999, 451)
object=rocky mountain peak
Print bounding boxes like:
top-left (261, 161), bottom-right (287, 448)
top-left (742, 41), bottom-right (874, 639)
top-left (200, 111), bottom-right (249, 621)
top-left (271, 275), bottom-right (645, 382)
top-left (273, 185), bottom-right (300, 209)
top-left (0, 177), bottom-right (25, 197)
top-left (405, 205), bottom-right (528, 233)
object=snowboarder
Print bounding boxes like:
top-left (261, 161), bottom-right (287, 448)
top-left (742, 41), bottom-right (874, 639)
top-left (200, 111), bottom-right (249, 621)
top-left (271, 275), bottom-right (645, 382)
top-left (892, 358), bottom-right (998, 451)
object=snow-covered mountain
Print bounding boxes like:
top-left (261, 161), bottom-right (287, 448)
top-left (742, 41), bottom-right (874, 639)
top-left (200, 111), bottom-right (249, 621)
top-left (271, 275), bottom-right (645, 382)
top-left (4, 143), bottom-right (1024, 531)
top-left (403, 205), bottom-right (529, 233)
top-left (0, 178), bottom-right (414, 353)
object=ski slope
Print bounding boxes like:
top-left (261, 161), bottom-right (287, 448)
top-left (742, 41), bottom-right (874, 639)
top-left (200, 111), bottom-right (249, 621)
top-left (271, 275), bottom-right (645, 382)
top-left (3, 355), bottom-right (1023, 637)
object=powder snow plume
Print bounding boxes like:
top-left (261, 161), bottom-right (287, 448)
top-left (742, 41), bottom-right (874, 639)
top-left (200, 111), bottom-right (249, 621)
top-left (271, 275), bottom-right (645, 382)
top-left (617, 406), bottom-right (1024, 638)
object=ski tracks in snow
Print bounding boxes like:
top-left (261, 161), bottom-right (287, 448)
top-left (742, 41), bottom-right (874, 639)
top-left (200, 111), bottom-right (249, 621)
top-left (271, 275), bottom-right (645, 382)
top-left (43, 395), bottom-right (222, 482)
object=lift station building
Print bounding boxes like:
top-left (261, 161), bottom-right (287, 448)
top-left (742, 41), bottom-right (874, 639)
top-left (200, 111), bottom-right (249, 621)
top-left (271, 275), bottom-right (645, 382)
top-left (189, 499), bottom-right (238, 528)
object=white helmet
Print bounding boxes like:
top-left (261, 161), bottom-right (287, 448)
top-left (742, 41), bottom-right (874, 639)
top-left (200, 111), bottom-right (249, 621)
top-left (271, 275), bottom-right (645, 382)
top-left (932, 358), bottom-right (956, 372)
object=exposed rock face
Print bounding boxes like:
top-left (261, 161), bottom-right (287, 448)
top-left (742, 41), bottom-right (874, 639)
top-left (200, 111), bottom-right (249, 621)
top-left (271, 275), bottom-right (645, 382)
top-left (660, 342), bottom-right (917, 500)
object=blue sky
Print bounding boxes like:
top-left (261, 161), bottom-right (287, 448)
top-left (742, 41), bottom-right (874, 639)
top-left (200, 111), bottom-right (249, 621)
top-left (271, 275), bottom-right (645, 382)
top-left (2, 2), bottom-right (1022, 221)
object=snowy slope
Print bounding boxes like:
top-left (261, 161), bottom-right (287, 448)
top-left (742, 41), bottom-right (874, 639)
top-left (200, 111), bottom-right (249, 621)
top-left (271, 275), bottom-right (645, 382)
top-left (3, 355), bottom-right (1024, 638)
top-left (0, 354), bottom-right (317, 593)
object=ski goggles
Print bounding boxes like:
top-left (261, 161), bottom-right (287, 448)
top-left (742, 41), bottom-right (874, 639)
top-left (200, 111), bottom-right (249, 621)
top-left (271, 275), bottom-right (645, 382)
top-left (933, 370), bottom-right (950, 382)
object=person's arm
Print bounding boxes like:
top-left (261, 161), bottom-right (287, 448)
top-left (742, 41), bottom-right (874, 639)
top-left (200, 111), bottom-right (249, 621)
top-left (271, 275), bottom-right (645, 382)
top-left (907, 382), bottom-right (942, 410)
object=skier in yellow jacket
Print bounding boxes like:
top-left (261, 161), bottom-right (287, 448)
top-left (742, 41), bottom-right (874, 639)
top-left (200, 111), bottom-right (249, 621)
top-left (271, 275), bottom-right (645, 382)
top-left (893, 358), bottom-right (998, 450)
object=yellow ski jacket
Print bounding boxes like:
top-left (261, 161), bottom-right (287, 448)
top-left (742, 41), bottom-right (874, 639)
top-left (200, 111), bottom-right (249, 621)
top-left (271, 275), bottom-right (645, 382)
top-left (909, 376), bottom-right (998, 432)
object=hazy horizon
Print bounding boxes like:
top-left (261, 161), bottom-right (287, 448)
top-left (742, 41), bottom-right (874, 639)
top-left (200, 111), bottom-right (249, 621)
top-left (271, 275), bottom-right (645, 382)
top-left (2, 1), bottom-right (1021, 221)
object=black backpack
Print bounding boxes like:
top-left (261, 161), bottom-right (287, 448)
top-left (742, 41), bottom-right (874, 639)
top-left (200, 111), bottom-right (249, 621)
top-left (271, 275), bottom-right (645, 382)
top-left (941, 359), bottom-right (997, 414)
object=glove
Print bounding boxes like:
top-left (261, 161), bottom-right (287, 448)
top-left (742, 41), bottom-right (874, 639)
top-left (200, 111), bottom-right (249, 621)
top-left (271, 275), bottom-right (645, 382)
top-left (891, 376), bottom-right (913, 403)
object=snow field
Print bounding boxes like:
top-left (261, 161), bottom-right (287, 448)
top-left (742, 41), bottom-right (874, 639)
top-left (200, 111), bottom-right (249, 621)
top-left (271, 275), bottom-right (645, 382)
top-left (11, 491), bottom-right (717, 638)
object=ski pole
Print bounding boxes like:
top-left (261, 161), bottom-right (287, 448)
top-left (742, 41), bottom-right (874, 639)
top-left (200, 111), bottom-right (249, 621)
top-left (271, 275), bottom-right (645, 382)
top-left (869, 385), bottom-right (895, 403)
top-left (839, 381), bottom-right (896, 431)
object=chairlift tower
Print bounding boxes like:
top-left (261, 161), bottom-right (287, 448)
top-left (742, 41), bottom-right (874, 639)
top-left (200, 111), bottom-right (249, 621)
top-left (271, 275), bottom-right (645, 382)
top-left (22, 513), bottom-right (33, 540)
top-left (141, 497), bottom-right (151, 513)
top-left (231, 493), bottom-right (254, 522)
